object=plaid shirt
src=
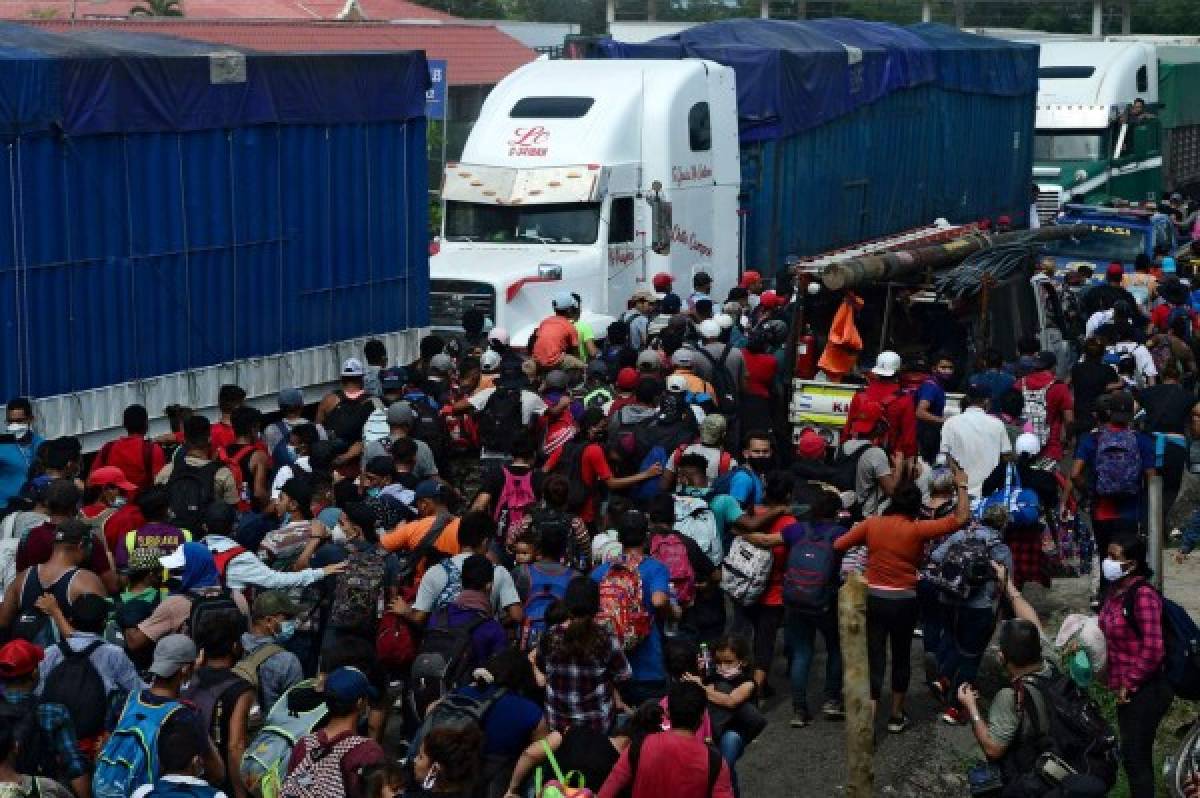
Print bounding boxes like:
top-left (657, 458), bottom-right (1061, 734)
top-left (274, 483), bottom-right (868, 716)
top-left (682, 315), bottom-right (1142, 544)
top-left (1, 687), bottom-right (87, 780)
top-left (535, 622), bottom-right (632, 732)
top-left (1098, 579), bottom-right (1165, 692)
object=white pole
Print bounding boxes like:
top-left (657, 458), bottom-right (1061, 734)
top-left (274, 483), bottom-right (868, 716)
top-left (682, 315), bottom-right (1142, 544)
top-left (921, 0), bottom-right (932, 23)
top-left (1092, 0), bottom-right (1104, 38)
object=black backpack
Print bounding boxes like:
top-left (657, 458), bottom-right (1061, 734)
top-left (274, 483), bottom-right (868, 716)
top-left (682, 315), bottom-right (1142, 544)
top-left (407, 393), bottom-right (451, 467)
top-left (549, 440), bottom-right (590, 512)
top-left (41, 640), bottom-right (107, 738)
top-left (1000, 668), bottom-right (1119, 792)
top-left (186, 587), bottom-right (246, 643)
top-left (790, 442), bottom-right (873, 492)
top-left (325, 390), bottom-right (375, 445)
top-left (408, 608), bottom-right (487, 719)
top-left (0, 700), bottom-right (53, 777)
top-left (478, 386), bottom-right (523, 454)
top-left (529, 505), bottom-right (585, 569)
top-left (694, 344), bottom-right (739, 414)
top-left (923, 535), bottom-right (996, 602)
top-left (166, 460), bottom-right (222, 533)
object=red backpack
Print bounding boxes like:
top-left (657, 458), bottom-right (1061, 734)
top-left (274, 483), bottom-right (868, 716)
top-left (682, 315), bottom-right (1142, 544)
top-left (597, 557), bottom-right (651, 652)
top-left (220, 443), bottom-right (270, 513)
top-left (847, 388), bottom-right (904, 449)
top-left (649, 531), bottom-right (697, 606)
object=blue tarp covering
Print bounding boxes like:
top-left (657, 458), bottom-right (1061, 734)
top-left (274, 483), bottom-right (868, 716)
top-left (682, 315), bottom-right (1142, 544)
top-left (0, 23), bottom-right (430, 136)
top-left (596, 18), bottom-right (1038, 142)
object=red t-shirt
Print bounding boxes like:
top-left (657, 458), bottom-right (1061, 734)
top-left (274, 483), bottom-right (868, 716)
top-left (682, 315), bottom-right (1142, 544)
top-left (99, 504), bottom-right (145, 551)
top-left (531, 316), bottom-right (580, 369)
top-left (757, 512), bottom-right (796, 606)
top-left (93, 435), bottom-right (166, 491)
top-left (843, 379), bottom-right (917, 459)
top-left (1014, 370), bottom-right (1074, 460)
top-left (16, 521), bottom-right (112, 578)
top-left (1151, 303), bottom-right (1197, 333)
top-left (598, 731), bottom-right (734, 798)
top-left (741, 351), bottom-right (778, 399)
top-left (211, 422), bottom-right (236, 451)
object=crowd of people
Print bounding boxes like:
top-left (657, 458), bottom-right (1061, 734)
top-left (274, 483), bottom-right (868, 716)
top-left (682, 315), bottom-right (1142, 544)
top-left (0, 261), bottom-right (1194, 798)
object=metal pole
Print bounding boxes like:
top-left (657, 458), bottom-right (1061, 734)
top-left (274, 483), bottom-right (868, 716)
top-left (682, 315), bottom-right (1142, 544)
top-left (647, 0), bottom-right (656, 22)
top-left (1092, 0), bottom-right (1104, 38)
top-left (1149, 473), bottom-right (1164, 590)
top-left (440, 88), bottom-right (448, 180)
top-left (840, 572), bottom-right (873, 797)
top-left (606, 0), bottom-right (615, 27)
top-left (921, 0), bottom-right (932, 23)
top-left (760, 0), bottom-right (769, 19)
top-left (1121, 0), bottom-right (1131, 34)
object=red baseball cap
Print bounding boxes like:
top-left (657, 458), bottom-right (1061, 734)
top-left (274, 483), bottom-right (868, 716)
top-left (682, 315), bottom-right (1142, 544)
top-left (739, 270), bottom-right (762, 289)
top-left (616, 367), bottom-right (639, 391)
top-left (0, 639), bottom-right (43, 679)
top-left (760, 290), bottom-right (787, 310)
top-left (1106, 262), bottom-right (1125, 279)
top-left (651, 273), bottom-right (674, 291)
top-left (87, 465), bottom-right (137, 492)
top-left (795, 429), bottom-right (826, 461)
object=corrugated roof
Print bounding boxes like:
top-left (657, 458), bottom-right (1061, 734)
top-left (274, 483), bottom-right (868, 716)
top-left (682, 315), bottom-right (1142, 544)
top-left (28, 18), bottom-right (536, 84)
top-left (1, 0), bottom-right (454, 21)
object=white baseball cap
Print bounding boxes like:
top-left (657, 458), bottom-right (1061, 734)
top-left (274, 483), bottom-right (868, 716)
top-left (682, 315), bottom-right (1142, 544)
top-left (341, 357), bottom-right (366, 378)
top-left (666, 375), bottom-right (688, 393)
top-left (870, 351), bottom-right (902, 378)
top-left (698, 320), bottom-right (721, 340)
top-left (716, 313), bottom-right (734, 330)
top-left (552, 292), bottom-right (578, 311)
top-left (489, 327), bottom-right (509, 346)
top-left (481, 350), bottom-right (502, 373)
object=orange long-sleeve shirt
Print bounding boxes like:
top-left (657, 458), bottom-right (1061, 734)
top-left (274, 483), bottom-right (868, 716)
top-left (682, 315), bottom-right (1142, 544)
top-left (833, 513), bottom-right (963, 591)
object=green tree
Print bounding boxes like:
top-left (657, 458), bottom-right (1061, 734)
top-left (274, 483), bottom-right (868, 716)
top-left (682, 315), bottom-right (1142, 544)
top-left (129, 0), bottom-right (183, 15)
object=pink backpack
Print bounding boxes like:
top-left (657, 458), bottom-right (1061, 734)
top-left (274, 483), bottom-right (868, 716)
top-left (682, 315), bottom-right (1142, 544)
top-left (649, 532), bottom-right (697, 606)
top-left (597, 557), bottom-right (651, 652)
top-left (495, 466), bottom-right (536, 546)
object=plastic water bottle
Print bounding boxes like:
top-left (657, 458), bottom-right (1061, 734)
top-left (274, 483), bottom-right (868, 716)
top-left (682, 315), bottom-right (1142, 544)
top-left (698, 642), bottom-right (713, 679)
top-left (665, 585), bottom-right (680, 637)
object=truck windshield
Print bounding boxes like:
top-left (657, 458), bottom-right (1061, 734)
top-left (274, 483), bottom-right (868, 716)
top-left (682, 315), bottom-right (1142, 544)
top-left (1034, 131), bottom-right (1105, 161)
top-left (444, 201), bottom-right (602, 245)
top-left (1041, 226), bottom-right (1144, 263)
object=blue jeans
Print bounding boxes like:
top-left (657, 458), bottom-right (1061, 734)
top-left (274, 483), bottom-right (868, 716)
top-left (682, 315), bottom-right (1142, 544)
top-left (784, 607), bottom-right (842, 711)
top-left (934, 604), bottom-right (995, 699)
top-left (719, 729), bottom-right (745, 798)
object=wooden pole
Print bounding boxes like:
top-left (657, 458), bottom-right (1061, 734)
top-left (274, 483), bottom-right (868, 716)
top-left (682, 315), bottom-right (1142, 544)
top-left (1149, 473), bottom-right (1164, 590)
top-left (839, 571), bottom-right (873, 797)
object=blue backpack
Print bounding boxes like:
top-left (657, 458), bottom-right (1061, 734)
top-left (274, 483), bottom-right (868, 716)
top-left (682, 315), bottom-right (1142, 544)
top-left (518, 562), bottom-right (575, 652)
top-left (630, 445), bottom-right (669, 503)
top-left (1093, 428), bottom-right (1142, 497)
top-left (978, 463), bottom-right (1041, 527)
top-left (93, 692), bottom-right (182, 798)
top-left (781, 522), bottom-right (842, 614)
top-left (1123, 581), bottom-right (1200, 700)
top-left (710, 466), bottom-right (761, 507)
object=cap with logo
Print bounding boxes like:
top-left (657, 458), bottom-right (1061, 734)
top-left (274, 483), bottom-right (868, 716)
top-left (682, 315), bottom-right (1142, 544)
top-left (341, 358), bottom-right (366, 378)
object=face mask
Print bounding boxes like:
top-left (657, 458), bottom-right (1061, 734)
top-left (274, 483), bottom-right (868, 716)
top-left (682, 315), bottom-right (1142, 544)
top-left (275, 619), bottom-right (297, 643)
top-left (1101, 558), bottom-right (1129, 583)
top-left (1068, 649), bottom-right (1093, 688)
top-left (111, 497), bottom-right (127, 509)
top-left (5, 422), bottom-right (29, 438)
top-left (747, 455), bottom-right (773, 473)
top-left (678, 486), bottom-right (706, 498)
top-left (331, 523), bottom-right (348, 544)
top-left (747, 294), bottom-right (761, 309)
top-left (365, 487), bottom-right (383, 499)
top-left (715, 663), bottom-right (741, 680)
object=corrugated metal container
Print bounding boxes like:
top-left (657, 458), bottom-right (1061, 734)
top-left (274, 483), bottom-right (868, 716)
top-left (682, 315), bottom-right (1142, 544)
top-left (740, 83), bottom-right (1035, 268)
top-left (0, 24), bottom-right (429, 436)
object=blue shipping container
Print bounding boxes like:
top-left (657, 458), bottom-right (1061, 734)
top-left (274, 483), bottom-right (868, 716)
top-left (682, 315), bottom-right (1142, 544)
top-left (600, 19), bottom-right (1038, 269)
top-left (0, 25), bottom-right (430, 403)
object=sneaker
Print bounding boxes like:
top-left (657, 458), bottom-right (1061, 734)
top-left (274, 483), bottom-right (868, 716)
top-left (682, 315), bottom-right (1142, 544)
top-left (940, 706), bottom-right (965, 726)
top-left (923, 653), bottom-right (941, 696)
top-left (886, 714), bottom-right (911, 734)
top-left (821, 699), bottom-right (845, 720)
top-left (790, 708), bottom-right (813, 728)
top-left (929, 676), bottom-right (950, 706)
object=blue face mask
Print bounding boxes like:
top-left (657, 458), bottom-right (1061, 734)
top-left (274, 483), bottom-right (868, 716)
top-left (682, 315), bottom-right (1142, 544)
top-left (1068, 649), bottom-right (1093, 688)
top-left (365, 487), bottom-right (383, 499)
top-left (275, 619), bottom-right (297, 643)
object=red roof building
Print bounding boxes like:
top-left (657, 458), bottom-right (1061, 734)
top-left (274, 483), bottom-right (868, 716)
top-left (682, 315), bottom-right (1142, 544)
top-left (5, 0), bottom-right (453, 21)
top-left (26, 17), bottom-right (536, 85)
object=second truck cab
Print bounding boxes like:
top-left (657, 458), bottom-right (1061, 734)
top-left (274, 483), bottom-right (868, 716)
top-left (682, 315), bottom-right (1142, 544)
top-left (1038, 204), bottom-right (1177, 274)
top-left (429, 59), bottom-right (740, 345)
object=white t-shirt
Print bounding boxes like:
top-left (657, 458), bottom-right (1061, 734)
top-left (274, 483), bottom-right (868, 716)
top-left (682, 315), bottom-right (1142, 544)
top-left (1108, 340), bottom-right (1158, 384)
top-left (271, 456), bottom-right (312, 500)
top-left (938, 407), bottom-right (1013, 498)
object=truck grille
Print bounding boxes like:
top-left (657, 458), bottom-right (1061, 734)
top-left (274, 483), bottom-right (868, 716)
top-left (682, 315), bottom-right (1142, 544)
top-left (430, 279), bottom-right (496, 329)
top-left (1036, 188), bottom-right (1062, 225)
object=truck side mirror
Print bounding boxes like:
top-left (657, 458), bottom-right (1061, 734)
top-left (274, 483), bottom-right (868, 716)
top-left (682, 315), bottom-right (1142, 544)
top-left (647, 181), bottom-right (672, 255)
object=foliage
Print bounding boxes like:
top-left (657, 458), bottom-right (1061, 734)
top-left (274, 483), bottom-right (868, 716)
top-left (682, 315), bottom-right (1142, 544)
top-left (129, 0), bottom-right (183, 15)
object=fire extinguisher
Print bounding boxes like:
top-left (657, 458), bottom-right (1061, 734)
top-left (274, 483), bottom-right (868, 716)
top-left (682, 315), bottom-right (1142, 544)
top-left (795, 327), bottom-right (818, 379)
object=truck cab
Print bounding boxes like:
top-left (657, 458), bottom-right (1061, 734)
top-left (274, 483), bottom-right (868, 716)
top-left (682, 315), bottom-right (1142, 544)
top-left (1037, 204), bottom-right (1176, 274)
top-left (1033, 41), bottom-right (1162, 221)
top-left (428, 59), bottom-right (740, 345)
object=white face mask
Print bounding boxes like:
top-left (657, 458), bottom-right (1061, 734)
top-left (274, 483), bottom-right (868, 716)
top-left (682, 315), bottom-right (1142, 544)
top-left (330, 523), bottom-right (347, 544)
top-left (5, 422), bottom-right (30, 437)
top-left (1101, 558), bottom-right (1129, 583)
top-left (747, 294), bottom-right (761, 309)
